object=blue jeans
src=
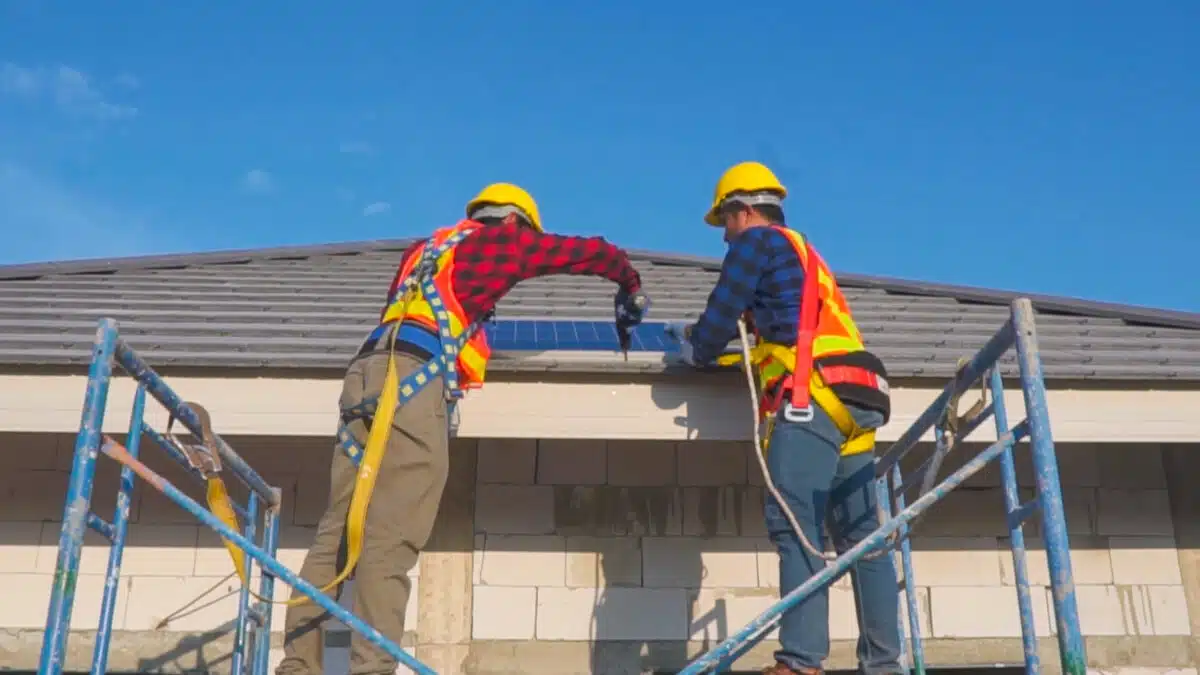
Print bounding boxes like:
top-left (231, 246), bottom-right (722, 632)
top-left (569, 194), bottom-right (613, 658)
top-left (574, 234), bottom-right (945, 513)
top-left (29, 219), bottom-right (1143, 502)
top-left (764, 401), bottom-right (903, 674)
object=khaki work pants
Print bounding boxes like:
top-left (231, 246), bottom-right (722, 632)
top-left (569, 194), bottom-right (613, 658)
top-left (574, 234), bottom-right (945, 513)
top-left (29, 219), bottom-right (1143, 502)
top-left (276, 351), bottom-right (450, 675)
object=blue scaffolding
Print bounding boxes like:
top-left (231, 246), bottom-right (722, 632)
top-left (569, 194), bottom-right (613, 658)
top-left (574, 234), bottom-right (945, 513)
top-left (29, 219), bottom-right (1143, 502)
top-left (38, 297), bottom-right (1084, 675)
top-left (676, 298), bottom-right (1087, 674)
top-left (36, 317), bottom-right (437, 675)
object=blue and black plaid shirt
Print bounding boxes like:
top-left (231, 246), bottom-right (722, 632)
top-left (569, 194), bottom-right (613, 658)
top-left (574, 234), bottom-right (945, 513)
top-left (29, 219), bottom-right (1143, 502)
top-left (688, 226), bottom-right (807, 365)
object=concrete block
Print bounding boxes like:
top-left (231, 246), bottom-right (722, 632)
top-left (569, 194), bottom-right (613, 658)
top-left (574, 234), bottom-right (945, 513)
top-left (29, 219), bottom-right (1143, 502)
top-left (0, 572), bottom-right (53, 629)
top-left (917, 489), bottom-right (1009, 537)
top-left (1019, 442), bottom-right (1102, 488)
top-left (536, 586), bottom-right (687, 640)
top-left (565, 536), bottom-right (642, 587)
top-left (682, 487), bottom-right (763, 537)
top-left (475, 485), bottom-right (555, 535)
top-left (1097, 489), bottom-right (1174, 536)
top-left (477, 534), bottom-right (566, 587)
top-left (473, 533), bottom-right (484, 585)
top-left (910, 537), bottom-right (1003, 586)
top-left (125, 575), bottom-right (243, 631)
top-left (690, 588), bottom-right (779, 641)
top-left (747, 444), bottom-right (767, 487)
top-left (0, 469), bottom-right (69, 521)
top-left (1097, 444), bottom-right (1168, 489)
top-left (642, 537), bottom-right (759, 589)
top-left (832, 585), bottom-right (932, 640)
top-left (929, 585), bottom-right (1051, 638)
top-left (292, 472), bottom-right (331, 526)
top-left (196, 526), bottom-right (314, 577)
top-left (0, 572), bottom-right (132, 630)
top-left (757, 541), bottom-right (779, 589)
top-left (606, 440), bottom-right (675, 486)
top-left (678, 441), bottom-right (748, 486)
top-left (536, 439), bottom-right (607, 485)
top-left (0, 432), bottom-right (61, 470)
top-left (472, 585), bottom-right (537, 640)
top-left (1108, 537), bottom-right (1183, 585)
top-left (1075, 585), bottom-right (1132, 636)
top-left (476, 438), bottom-right (537, 484)
top-left (998, 535), bottom-right (1114, 587)
top-left (552, 485), bottom-right (683, 537)
top-left (0, 522), bottom-right (42, 573)
top-left (1018, 487), bottom-right (1099, 536)
top-left (1140, 585), bottom-right (1192, 636)
top-left (37, 523), bottom-right (199, 577)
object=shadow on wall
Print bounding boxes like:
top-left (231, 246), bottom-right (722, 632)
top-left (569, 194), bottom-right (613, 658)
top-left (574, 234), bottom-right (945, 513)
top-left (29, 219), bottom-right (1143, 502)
top-left (587, 540), bottom-right (705, 674)
top-left (647, 370), bottom-right (751, 440)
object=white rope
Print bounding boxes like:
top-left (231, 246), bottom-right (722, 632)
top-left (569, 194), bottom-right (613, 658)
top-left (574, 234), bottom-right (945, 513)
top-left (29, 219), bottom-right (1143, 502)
top-left (737, 317), bottom-right (896, 564)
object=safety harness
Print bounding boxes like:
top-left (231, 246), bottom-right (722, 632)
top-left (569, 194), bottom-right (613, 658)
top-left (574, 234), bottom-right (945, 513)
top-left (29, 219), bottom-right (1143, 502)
top-left (189, 227), bottom-right (480, 606)
top-left (717, 232), bottom-right (887, 457)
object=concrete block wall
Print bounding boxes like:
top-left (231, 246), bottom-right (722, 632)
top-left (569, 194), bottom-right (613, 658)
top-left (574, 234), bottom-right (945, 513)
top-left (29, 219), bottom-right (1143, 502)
top-left (469, 439), bottom-right (1193, 652)
top-left (1, 431), bottom-right (1199, 674)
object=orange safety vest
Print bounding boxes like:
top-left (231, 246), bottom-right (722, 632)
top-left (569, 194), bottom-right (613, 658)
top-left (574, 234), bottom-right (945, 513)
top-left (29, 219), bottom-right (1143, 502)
top-left (718, 225), bottom-right (890, 455)
top-left (378, 219), bottom-right (493, 390)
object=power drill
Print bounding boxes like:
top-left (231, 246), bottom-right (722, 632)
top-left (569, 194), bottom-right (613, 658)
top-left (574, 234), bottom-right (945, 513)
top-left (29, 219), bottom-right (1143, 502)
top-left (615, 291), bottom-right (650, 361)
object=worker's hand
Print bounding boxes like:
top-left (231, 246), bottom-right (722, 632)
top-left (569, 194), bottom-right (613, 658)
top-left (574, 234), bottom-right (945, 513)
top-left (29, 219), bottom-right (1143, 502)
top-left (663, 322), bottom-right (693, 342)
top-left (614, 289), bottom-right (650, 326)
top-left (677, 337), bottom-right (699, 366)
top-left (664, 322), bottom-right (700, 366)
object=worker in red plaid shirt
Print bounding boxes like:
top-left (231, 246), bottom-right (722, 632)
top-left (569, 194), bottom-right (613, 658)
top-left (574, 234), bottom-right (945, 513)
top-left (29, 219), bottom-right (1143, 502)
top-left (277, 183), bottom-right (649, 675)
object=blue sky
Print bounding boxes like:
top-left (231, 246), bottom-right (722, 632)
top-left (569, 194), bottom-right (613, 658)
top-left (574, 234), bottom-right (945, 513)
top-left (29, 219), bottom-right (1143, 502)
top-left (1, 2), bottom-right (1197, 312)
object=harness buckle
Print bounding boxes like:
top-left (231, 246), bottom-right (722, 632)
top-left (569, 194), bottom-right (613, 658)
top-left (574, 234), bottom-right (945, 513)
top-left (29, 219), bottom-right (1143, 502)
top-left (781, 401), bottom-right (815, 424)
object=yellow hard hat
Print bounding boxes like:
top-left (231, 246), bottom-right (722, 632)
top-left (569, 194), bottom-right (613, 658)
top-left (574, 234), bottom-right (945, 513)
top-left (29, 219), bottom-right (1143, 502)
top-left (465, 182), bottom-right (543, 232)
top-left (704, 161), bottom-right (788, 226)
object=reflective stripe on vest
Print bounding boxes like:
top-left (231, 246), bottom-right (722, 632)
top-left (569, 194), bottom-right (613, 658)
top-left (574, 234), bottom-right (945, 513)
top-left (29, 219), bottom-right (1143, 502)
top-left (380, 219), bottom-right (492, 390)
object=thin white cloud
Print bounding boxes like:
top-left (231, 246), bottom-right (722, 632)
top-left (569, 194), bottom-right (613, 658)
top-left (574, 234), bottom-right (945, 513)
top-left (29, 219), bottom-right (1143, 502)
top-left (242, 169), bottom-right (275, 194)
top-left (339, 141), bottom-right (374, 155)
top-left (0, 161), bottom-right (181, 264)
top-left (0, 62), bottom-right (137, 121)
top-left (363, 201), bottom-right (391, 216)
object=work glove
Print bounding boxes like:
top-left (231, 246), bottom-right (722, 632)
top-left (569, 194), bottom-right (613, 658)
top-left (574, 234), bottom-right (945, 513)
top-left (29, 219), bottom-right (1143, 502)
top-left (614, 288), bottom-right (650, 326)
top-left (664, 322), bottom-right (700, 366)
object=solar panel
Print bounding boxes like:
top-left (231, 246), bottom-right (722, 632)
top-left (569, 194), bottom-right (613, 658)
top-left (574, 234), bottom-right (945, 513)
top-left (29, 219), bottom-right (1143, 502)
top-left (484, 320), bottom-right (678, 352)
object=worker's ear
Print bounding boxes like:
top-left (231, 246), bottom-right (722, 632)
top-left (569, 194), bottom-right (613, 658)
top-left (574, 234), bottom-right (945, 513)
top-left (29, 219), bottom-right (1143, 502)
top-left (502, 212), bottom-right (521, 228)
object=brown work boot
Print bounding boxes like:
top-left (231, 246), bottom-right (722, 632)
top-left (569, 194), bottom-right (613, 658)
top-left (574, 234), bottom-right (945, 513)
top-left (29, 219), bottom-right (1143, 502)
top-left (761, 662), bottom-right (822, 675)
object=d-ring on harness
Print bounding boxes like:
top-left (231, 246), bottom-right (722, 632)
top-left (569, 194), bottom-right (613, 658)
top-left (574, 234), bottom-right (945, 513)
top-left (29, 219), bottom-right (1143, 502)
top-left (200, 228), bottom-right (479, 606)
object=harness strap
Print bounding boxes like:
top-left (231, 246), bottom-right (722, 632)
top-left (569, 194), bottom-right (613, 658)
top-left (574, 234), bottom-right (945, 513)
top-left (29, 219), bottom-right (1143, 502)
top-left (789, 238), bottom-right (822, 411)
top-left (721, 342), bottom-right (877, 457)
top-left (335, 226), bottom-right (478, 464)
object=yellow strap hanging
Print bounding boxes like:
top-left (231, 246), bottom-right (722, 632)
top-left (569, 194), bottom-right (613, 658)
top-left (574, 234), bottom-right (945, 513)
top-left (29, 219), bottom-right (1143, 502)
top-left (718, 343), bottom-right (876, 457)
top-left (202, 289), bottom-right (411, 607)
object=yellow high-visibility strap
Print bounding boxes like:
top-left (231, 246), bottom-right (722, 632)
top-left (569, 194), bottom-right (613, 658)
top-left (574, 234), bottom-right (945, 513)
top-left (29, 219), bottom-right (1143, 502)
top-left (718, 343), bottom-right (875, 457)
top-left (201, 288), bottom-right (412, 607)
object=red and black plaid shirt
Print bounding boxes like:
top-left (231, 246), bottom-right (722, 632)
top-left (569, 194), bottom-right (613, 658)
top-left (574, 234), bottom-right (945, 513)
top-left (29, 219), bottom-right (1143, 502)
top-left (382, 220), bottom-right (643, 323)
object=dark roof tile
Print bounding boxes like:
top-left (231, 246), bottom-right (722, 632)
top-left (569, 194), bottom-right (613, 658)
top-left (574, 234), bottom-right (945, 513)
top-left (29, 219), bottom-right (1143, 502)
top-left (1, 238), bottom-right (1198, 382)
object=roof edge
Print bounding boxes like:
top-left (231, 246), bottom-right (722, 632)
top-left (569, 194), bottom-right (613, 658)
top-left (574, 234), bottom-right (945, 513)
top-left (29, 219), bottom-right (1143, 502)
top-left (1, 237), bottom-right (1197, 330)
